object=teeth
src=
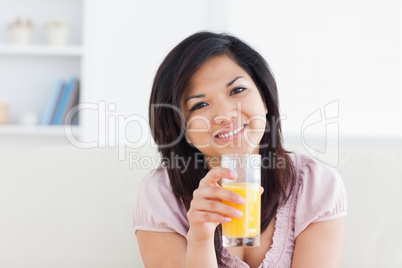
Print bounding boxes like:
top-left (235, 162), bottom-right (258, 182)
top-left (218, 125), bottom-right (245, 138)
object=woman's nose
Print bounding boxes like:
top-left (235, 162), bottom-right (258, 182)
top-left (213, 100), bottom-right (239, 125)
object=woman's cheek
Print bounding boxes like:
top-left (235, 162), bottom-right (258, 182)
top-left (186, 115), bottom-right (213, 145)
top-left (187, 115), bottom-right (211, 132)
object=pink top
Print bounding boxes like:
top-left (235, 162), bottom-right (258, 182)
top-left (132, 153), bottom-right (347, 267)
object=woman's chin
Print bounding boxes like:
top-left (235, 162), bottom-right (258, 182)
top-left (218, 146), bottom-right (259, 156)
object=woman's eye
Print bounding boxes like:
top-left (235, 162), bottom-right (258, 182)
top-left (230, 87), bottom-right (246, 96)
top-left (190, 102), bottom-right (208, 111)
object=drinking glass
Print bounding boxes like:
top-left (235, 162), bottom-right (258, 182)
top-left (221, 153), bottom-right (261, 247)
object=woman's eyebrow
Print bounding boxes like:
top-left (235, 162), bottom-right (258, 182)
top-left (184, 94), bottom-right (206, 104)
top-left (226, 76), bottom-right (243, 87)
top-left (184, 76), bottom-right (243, 104)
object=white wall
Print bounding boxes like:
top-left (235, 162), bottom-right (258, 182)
top-left (223, 0), bottom-right (401, 138)
top-left (81, 0), bottom-right (210, 145)
top-left (80, 0), bottom-right (401, 151)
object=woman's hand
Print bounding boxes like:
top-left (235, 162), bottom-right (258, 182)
top-left (186, 167), bottom-right (246, 242)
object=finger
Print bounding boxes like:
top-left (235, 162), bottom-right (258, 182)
top-left (199, 167), bottom-right (237, 187)
top-left (194, 185), bottom-right (245, 205)
top-left (189, 210), bottom-right (232, 224)
top-left (191, 199), bottom-right (243, 219)
top-left (261, 186), bottom-right (264, 195)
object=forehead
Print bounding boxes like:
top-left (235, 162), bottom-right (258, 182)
top-left (183, 55), bottom-right (250, 96)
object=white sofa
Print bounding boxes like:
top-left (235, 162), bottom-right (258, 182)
top-left (0, 138), bottom-right (401, 268)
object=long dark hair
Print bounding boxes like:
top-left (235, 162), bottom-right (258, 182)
top-left (149, 31), bottom-right (295, 264)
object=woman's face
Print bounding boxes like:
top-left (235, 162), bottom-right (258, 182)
top-left (180, 55), bottom-right (268, 165)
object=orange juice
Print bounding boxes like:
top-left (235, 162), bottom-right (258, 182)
top-left (222, 182), bottom-right (261, 238)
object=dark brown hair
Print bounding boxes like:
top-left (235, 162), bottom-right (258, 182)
top-left (149, 31), bottom-right (295, 264)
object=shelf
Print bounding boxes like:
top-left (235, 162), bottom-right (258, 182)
top-left (0, 44), bottom-right (83, 57)
top-left (0, 125), bottom-right (80, 136)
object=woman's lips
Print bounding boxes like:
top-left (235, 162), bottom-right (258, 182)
top-left (214, 124), bottom-right (247, 142)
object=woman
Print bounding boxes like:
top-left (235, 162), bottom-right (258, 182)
top-left (133, 31), bottom-right (347, 267)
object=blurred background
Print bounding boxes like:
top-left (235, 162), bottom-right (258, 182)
top-left (0, 0), bottom-right (401, 267)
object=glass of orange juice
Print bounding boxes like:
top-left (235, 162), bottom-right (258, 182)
top-left (221, 153), bottom-right (261, 247)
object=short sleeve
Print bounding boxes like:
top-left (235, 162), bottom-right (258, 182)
top-left (294, 154), bottom-right (347, 238)
top-left (132, 167), bottom-right (189, 237)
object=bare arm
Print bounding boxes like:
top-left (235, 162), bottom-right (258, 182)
top-left (186, 229), bottom-right (217, 268)
top-left (137, 231), bottom-right (187, 267)
top-left (136, 167), bottom-right (244, 268)
top-left (291, 217), bottom-right (345, 268)
top-left (137, 230), bottom-right (218, 268)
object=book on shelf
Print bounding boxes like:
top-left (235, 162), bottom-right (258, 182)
top-left (52, 78), bottom-right (79, 125)
top-left (39, 80), bottom-right (64, 125)
top-left (63, 79), bottom-right (80, 125)
top-left (39, 77), bottom-right (80, 126)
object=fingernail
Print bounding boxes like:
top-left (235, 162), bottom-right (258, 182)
top-left (238, 196), bottom-right (246, 204)
top-left (230, 171), bottom-right (237, 178)
top-left (224, 217), bottom-right (232, 223)
top-left (235, 210), bottom-right (243, 218)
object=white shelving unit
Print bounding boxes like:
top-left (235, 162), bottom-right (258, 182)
top-left (0, 0), bottom-right (84, 145)
top-left (0, 125), bottom-right (79, 136)
top-left (0, 44), bottom-right (83, 57)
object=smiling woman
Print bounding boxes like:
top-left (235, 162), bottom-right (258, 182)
top-left (180, 55), bottom-right (268, 162)
top-left (133, 32), bottom-right (347, 268)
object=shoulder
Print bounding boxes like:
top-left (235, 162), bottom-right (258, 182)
top-left (290, 152), bottom-right (341, 179)
top-left (290, 152), bottom-right (345, 195)
top-left (132, 166), bottom-right (189, 237)
top-left (136, 166), bottom-right (171, 196)
top-left (289, 153), bottom-right (347, 238)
